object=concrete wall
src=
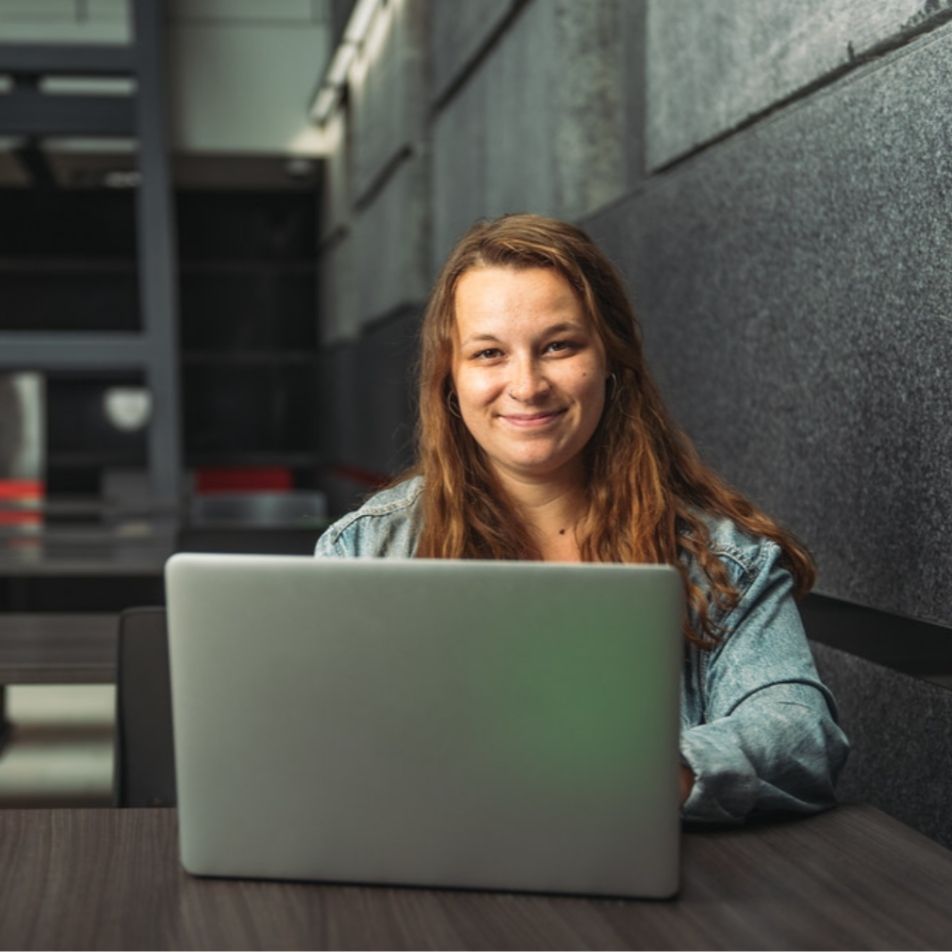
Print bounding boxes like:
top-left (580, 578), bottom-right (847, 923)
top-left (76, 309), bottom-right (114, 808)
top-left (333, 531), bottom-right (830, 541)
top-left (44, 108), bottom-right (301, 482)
top-left (319, 0), bottom-right (637, 343)
top-left (646, 0), bottom-right (952, 168)
top-left (430, 0), bottom-right (635, 265)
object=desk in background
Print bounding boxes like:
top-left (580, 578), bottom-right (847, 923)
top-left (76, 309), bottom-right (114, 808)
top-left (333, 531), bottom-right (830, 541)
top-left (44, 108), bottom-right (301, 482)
top-left (1, 804), bottom-right (951, 949)
top-left (0, 519), bottom-right (322, 613)
top-left (0, 523), bottom-right (319, 744)
top-left (0, 613), bottom-right (117, 750)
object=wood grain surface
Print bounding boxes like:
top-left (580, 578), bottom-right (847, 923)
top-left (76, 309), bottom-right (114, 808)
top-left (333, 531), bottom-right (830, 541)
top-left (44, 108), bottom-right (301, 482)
top-left (1, 805), bottom-right (952, 949)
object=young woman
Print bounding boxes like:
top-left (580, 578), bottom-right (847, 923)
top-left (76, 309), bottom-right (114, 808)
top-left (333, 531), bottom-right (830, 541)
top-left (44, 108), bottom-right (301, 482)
top-left (315, 214), bottom-right (849, 823)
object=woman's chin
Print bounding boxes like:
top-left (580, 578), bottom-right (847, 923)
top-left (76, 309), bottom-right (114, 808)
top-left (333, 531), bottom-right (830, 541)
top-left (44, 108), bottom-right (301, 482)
top-left (490, 453), bottom-right (584, 485)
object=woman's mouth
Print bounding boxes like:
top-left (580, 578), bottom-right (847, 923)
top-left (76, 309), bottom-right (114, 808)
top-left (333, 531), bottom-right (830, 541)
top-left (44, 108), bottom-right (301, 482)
top-left (499, 410), bottom-right (566, 428)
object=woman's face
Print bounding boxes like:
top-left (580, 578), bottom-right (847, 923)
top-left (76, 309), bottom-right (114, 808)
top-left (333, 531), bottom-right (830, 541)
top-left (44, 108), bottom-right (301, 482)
top-left (451, 266), bottom-right (608, 489)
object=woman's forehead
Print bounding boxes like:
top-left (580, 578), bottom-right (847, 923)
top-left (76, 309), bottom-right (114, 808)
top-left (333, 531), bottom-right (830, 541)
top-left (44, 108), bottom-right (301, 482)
top-left (452, 266), bottom-right (585, 323)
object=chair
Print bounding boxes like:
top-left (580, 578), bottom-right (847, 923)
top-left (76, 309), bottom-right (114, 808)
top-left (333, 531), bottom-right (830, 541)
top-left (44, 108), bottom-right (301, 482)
top-left (113, 606), bottom-right (176, 807)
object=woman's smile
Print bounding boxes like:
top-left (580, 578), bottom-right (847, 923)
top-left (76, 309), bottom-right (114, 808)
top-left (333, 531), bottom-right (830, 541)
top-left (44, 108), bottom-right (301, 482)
top-left (498, 409), bottom-right (567, 428)
top-left (451, 265), bottom-right (608, 488)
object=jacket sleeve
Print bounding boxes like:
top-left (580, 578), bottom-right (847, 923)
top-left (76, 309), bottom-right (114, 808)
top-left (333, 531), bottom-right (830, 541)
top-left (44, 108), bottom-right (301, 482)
top-left (679, 541), bottom-right (850, 823)
top-left (314, 523), bottom-right (350, 558)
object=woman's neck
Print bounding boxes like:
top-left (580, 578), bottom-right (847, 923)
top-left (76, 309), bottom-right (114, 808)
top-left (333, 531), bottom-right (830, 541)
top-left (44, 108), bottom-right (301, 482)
top-left (495, 471), bottom-right (588, 562)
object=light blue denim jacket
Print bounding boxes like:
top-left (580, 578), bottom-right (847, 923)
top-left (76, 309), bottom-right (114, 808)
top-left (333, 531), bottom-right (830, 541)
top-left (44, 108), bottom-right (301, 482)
top-left (314, 477), bottom-right (849, 824)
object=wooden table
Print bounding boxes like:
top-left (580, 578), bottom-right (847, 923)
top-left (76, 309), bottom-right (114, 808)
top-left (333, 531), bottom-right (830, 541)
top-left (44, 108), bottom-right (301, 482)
top-left (1, 805), bottom-right (951, 949)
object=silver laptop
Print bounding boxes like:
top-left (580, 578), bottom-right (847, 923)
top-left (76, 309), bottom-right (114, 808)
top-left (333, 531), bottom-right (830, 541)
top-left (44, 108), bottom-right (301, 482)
top-left (165, 554), bottom-right (684, 898)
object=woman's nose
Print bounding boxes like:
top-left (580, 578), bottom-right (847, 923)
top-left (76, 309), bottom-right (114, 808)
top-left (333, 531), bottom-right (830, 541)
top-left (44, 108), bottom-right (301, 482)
top-left (507, 358), bottom-right (550, 402)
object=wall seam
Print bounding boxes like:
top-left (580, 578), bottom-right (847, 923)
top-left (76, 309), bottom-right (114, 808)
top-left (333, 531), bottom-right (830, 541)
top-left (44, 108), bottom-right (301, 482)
top-left (428, 0), bottom-right (530, 115)
top-left (651, 8), bottom-right (952, 176)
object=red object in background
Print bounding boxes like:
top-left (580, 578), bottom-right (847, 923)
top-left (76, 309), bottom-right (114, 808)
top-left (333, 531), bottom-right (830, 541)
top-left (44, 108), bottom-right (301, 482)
top-left (330, 464), bottom-right (391, 490)
top-left (0, 479), bottom-right (44, 527)
top-left (193, 467), bottom-right (293, 494)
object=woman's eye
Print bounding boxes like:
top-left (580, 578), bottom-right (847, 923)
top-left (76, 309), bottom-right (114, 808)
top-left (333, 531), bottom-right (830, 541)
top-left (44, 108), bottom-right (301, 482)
top-left (473, 348), bottom-right (502, 360)
top-left (545, 340), bottom-right (575, 354)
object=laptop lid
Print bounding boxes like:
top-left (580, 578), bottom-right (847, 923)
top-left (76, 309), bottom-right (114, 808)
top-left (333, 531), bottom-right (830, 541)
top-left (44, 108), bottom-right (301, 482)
top-left (166, 554), bottom-right (684, 898)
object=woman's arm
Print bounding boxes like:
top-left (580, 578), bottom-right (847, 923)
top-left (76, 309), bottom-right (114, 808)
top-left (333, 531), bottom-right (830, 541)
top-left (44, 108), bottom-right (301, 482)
top-left (679, 540), bottom-right (850, 823)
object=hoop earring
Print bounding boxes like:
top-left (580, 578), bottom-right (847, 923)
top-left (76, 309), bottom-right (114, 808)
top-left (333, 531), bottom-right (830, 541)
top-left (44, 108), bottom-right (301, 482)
top-left (446, 389), bottom-right (462, 419)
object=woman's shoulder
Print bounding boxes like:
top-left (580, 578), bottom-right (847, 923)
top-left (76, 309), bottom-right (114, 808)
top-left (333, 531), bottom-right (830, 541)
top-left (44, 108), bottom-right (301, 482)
top-left (341, 476), bottom-right (424, 520)
top-left (314, 476), bottom-right (423, 558)
top-left (681, 510), bottom-right (798, 650)
top-left (683, 509), bottom-right (780, 582)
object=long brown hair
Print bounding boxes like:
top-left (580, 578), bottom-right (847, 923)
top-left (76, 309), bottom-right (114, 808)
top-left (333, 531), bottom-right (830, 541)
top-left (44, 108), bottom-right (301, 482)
top-left (410, 214), bottom-right (814, 647)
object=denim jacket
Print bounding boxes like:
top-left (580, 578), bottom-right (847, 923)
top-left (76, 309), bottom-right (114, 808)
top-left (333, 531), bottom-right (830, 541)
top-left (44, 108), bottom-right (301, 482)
top-left (315, 477), bottom-right (849, 824)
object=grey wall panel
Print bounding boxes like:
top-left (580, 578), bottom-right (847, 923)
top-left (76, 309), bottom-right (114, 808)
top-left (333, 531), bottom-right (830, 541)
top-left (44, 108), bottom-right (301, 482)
top-left (319, 111), bottom-right (349, 244)
top-left (646, 0), bottom-right (952, 170)
top-left (354, 306), bottom-right (419, 476)
top-left (431, 0), bottom-right (558, 265)
top-left (352, 153), bottom-right (429, 328)
top-left (811, 641), bottom-right (952, 848)
top-left (431, 0), bottom-right (631, 268)
top-left (318, 340), bottom-right (374, 517)
top-left (318, 341), bottom-right (362, 472)
top-left (318, 230), bottom-right (358, 342)
top-left (350, 0), bottom-right (425, 201)
top-left (429, 0), bottom-right (519, 104)
top-left (584, 25), bottom-right (952, 627)
top-left (318, 308), bottom-right (419, 516)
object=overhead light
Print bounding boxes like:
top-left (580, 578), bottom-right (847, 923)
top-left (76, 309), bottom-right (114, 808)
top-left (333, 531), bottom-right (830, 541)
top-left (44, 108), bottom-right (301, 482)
top-left (308, 0), bottom-right (381, 126)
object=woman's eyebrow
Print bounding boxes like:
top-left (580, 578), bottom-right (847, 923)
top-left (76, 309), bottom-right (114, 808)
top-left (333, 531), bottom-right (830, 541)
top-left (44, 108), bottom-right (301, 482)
top-left (542, 321), bottom-right (586, 336)
top-left (461, 322), bottom-right (587, 347)
top-left (461, 332), bottom-right (502, 346)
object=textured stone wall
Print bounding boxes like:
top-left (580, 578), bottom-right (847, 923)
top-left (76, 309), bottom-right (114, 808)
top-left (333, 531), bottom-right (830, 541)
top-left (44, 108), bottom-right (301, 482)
top-left (646, 0), bottom-right (952, 168)
top-left (318, 0), bottom-right (634, 347)
top-left (429, 0), bottom-right (518, 104)
top-left (318, 0), bottom-right (428, 343)
top-left (811, 640), bottom-right (952, 847)
top-left (583, 12), bottom-right (952, 628)
top-left (431, 0), bottom-right (633, 265)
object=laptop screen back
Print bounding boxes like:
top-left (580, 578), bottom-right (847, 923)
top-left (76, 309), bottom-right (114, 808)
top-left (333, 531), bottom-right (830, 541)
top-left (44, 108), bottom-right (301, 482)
top-left (166, 554), bottom-right (684, 898)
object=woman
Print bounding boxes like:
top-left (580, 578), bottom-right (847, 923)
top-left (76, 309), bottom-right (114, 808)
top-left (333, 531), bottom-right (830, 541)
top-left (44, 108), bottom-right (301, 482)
top-left (315, 213), bottom-right (849, 824)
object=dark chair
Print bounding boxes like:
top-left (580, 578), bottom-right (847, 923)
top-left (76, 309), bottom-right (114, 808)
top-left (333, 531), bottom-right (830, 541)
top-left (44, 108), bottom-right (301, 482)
top-left (113, 606), bottom-right (176, 807)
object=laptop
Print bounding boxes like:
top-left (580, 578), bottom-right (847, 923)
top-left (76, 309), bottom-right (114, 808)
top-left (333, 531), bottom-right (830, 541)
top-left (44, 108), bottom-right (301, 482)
top-left (165, 553), bottom-right (684, 898)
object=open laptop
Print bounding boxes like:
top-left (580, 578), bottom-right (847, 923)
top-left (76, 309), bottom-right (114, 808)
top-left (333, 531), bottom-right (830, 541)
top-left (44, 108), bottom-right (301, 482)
top-left (165, 553), bottom-right (684, 898)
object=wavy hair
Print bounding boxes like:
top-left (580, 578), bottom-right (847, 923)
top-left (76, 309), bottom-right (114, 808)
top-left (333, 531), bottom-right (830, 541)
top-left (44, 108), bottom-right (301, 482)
top-left (409, 214), bottom-right (814, 647)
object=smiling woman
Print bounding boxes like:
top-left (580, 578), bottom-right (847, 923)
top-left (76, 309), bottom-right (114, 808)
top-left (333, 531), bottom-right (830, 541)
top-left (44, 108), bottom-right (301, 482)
top-left (450, 266), bottom-right (607, 556)
top-left (315, 213), bottom-right (849, 825)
